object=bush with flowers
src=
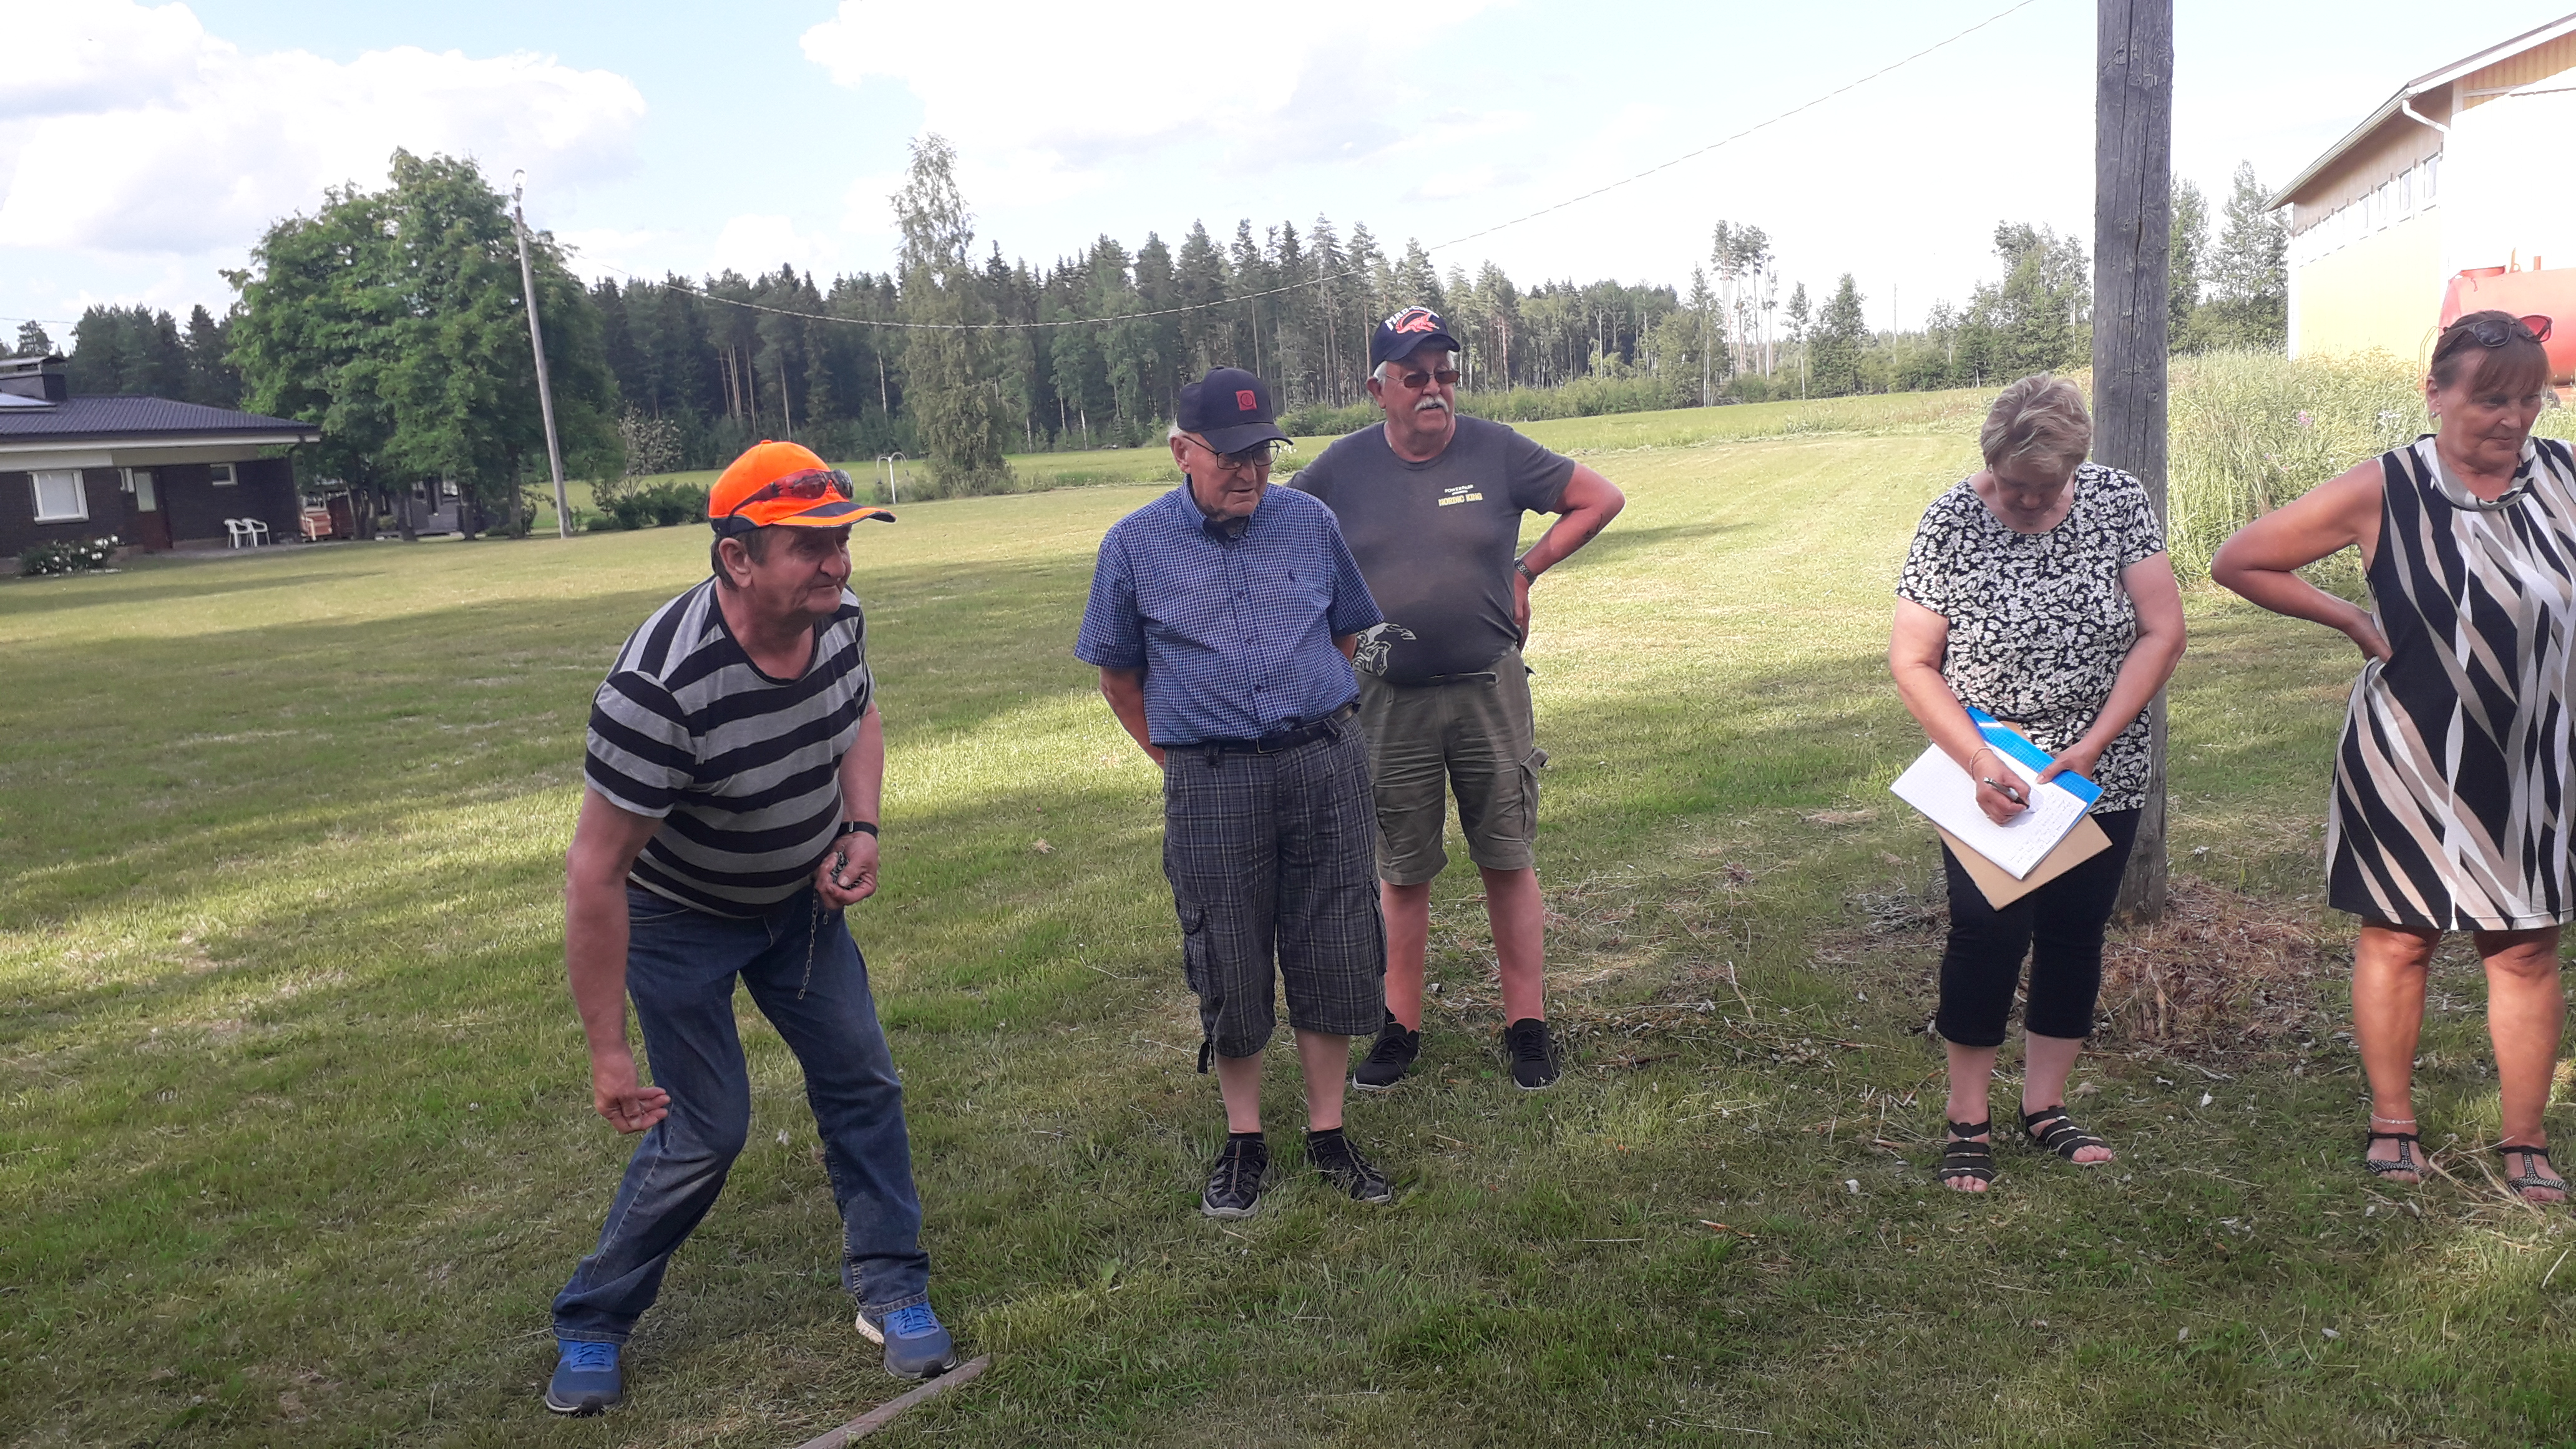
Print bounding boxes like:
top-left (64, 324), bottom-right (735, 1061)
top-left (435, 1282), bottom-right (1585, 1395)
top-left (19, 535), bottom-right (122, 577)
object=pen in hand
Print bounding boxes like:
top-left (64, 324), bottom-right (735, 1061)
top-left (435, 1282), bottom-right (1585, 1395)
top-left (1981, 776), bottom-right (2025, 806)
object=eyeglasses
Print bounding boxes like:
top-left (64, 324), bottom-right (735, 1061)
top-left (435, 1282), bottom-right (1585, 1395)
top-left (722, 468), bottom-right (854, 520)
top-left (1385, 366), bottom-right (1461, 390)
top-left (1189, 439), bottom-right (1279, 474)
top-left (2447, 314), bottom-right (2554, 348)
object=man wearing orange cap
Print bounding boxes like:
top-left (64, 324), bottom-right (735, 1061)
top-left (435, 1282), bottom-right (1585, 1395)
top-left (544, 441), bottom-right (955, 1415)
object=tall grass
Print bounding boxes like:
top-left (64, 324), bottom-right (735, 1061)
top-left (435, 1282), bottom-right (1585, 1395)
top-left (2166, 348), bottom-right (2576, 580)
top-left (2166, 349), bottom-right (2426, 579)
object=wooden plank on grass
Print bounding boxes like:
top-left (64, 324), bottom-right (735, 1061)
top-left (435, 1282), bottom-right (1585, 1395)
top-left (790, 1355), bottom-right (992, 1448)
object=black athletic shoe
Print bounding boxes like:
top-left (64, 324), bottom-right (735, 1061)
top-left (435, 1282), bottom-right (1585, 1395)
top-left (1503, 1017), bottom-right (1561, 1090)
top-left (1351, 1013), bottom-right (1422, 1091)
top-left (1201, 1134), bottom-right (1268, 1219)
top-left (1307, 1129), bottom-right (1393, 1204)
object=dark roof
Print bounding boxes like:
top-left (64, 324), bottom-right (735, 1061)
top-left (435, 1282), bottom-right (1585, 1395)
top-left (0, 394), bottom-right (319, 441)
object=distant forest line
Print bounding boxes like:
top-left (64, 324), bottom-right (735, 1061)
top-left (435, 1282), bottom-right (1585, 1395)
top-left (6, 144), bottom-right (2288, 531)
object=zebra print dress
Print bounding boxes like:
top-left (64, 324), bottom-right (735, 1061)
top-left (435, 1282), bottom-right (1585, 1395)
top-left (2329, 434), bottom-right (2576, 929)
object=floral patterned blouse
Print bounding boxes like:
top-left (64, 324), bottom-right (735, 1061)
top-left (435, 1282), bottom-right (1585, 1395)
top-left (1896, 462), bottom-right (2167, 811)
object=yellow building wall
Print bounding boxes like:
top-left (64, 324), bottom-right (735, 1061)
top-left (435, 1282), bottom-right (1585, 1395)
top-left (2293, 211), bottom-right (2446, 364)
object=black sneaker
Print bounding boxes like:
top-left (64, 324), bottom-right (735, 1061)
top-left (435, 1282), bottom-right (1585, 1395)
top-left (1503, 1017), bottom-right (1561, 1090)
top-left (1307, 1129), bottom-right (1393, 1204)
top-left (1351, 1013), bottom-right (1422, 1091)
top-left (1201, 1134), bottom-right (1267, 1219)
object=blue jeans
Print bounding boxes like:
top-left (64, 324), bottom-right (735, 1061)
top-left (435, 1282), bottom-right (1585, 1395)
top-left (552, 885), bottom-right (930, 1342)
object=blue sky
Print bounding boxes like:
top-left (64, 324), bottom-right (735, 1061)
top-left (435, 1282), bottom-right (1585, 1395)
top-left (6, 0), bottom-right (2572, 344)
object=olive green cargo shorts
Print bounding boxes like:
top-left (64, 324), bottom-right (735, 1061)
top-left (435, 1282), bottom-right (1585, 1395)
top-left (1354, 647), bottom-right (1547, 886)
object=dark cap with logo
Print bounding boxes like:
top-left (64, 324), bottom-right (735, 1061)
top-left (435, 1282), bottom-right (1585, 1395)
top-left (1369, 306), bottom-right (1461, 370)
top-left (1176, 367), bottom-right (1291, 454)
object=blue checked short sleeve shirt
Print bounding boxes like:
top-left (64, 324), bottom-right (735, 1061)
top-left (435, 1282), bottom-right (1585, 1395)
top-left (1075, 484), bottom-right (1383, 746)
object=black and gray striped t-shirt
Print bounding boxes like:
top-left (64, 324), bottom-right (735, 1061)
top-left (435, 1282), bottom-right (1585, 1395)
top-left (585, 578), bottom-right (874, 916)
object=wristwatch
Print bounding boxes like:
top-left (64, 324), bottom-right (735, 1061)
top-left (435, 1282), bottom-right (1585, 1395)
top-left (834, 820), bottom-right (879, 839)
top-left (1514, 559), bottom-right (1537, 584)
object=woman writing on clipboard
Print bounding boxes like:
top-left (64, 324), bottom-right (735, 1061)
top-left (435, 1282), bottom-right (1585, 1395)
top-left (1890, 374), bottom-right (2187, 1193)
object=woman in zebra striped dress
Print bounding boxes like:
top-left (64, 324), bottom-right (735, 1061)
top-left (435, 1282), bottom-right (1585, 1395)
top-left (2213, 311), bottom-right (2572, 1204)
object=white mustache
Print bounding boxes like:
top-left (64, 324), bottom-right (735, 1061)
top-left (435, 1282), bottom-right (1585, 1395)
top-left (1414, 395), bottom-right (1448, 412)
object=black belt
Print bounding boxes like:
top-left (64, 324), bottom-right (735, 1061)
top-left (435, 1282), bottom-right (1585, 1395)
top-left (1194, 703), bottom-right (1356, 756)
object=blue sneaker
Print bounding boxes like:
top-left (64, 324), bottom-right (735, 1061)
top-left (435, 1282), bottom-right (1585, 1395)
top-left (856, 1301), bottom-right (959, 1381)
top-left (544, 1339), bottom-right (622, 1415)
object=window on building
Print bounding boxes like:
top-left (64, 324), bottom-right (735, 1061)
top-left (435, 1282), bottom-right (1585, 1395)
top-left (2424, 153), bottom-right (2441, 202)
top-left (31, 469), bottom-right (87, 522)
top-left (210, 462), bottom-right (237, 487)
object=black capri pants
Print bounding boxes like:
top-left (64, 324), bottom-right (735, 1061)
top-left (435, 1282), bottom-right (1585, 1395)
top-left (1936, 809), bottom-right (2140, 1048)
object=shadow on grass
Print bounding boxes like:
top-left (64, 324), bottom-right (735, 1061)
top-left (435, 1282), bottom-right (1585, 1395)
top-left (0, 566), bottom-right (399, 617)
top-left (13, 552), bottom-right (2576, 1442)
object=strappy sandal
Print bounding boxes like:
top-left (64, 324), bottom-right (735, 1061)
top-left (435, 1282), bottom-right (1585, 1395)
top-left (2363, 1121), bottom-right (2424, 1182)
top-left (2496, 1143), bottom-right (2569, 1204)
top-left (1938, 1118), bottom-right (1996, 1189)
top-left (2021, 1105), bottom-right (2111, 1164)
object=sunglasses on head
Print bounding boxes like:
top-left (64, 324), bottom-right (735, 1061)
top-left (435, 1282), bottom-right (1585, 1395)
top-left (2449, 314), bottom-right (2555, 348)
top-left (722, 468), bottom-right (854, 520)
top-left (1385, 364), bottom-right (1461, 390)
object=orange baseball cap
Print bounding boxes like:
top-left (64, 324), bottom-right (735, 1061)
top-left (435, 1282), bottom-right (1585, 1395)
top-left (707, 440), bottom-right (895, 534)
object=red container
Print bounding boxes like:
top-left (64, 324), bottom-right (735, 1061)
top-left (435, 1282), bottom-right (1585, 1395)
top-left (2440, 266), bottom-right (2576, 384)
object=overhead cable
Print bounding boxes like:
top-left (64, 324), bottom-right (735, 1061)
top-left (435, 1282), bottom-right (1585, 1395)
top-left (582, 0), bottom-right (2053, 333)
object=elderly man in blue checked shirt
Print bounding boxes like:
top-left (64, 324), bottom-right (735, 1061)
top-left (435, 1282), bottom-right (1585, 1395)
top-left (1076, 366), bottom-right (1398, 1219)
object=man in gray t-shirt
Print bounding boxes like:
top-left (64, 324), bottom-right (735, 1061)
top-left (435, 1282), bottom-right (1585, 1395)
top-left (1289, 306), bottom-right (1625, 1091)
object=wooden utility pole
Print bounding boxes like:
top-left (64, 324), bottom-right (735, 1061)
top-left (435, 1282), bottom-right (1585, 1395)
top-left (2095, 0), bottom-right (2173, 920)
top-left (512, 170), bottom-right (573, 540)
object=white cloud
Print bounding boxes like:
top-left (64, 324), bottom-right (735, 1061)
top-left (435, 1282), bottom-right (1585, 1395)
top-left (0, 1), bottom-right (644, 255)
top-left (707, 214), bottom-right (832, 279)
top-left (800, 0), bottom-right (1498, 175)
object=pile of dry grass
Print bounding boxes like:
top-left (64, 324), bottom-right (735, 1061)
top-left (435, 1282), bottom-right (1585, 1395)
top-left (2094, 876), bottom-right (2343, 1060)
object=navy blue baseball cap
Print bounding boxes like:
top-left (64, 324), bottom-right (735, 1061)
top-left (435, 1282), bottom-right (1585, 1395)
top-left (1176, 367), bottom-right (1290, 454)
top-left (1369, 306), bottom-right (1461, 370)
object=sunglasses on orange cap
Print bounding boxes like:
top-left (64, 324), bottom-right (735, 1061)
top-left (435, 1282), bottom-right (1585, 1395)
top-left (711, 467), bottom-right (884, 537)
top-left (723, 468), bottom-right (853, 516)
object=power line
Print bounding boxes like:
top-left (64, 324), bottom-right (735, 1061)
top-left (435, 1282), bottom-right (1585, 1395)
top-left (580, 0), bottom-right (2052, 333)
top-left (9, 0), bottom-right (2049, 343)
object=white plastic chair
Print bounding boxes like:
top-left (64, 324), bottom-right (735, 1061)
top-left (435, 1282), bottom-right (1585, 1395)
top-left (242, 517), bottom-right (272, 547)
top-left (223, 519), bottom-right (251, 549)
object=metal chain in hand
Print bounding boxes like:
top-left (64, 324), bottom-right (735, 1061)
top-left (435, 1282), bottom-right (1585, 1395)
top-left (801, 849), bottom-right (844, 1000)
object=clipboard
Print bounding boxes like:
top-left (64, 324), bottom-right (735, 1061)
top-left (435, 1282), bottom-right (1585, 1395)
top-left (1936, 814), bottom-right (2112, 909)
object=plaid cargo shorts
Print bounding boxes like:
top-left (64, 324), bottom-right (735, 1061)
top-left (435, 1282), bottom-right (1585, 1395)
top-left (1162, 722), bottom-right (1387, 1061)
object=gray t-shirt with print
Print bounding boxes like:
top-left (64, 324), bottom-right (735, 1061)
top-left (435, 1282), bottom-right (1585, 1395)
top-left (1289, 414), bottom-right (1576, 684)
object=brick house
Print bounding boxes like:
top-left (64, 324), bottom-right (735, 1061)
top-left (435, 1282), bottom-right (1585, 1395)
top-left (0, 353), bottom-right (318, 557)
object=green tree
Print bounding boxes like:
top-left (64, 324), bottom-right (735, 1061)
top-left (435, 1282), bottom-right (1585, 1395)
top-left (891, 134), bottom-right (1011, 494)
top-left (1964, 222), bottom-right (2089, 379)
top-left (2169, 179), bottom-right (2210, 353)
top-left (229, 182), bottom-right (404, 534)
top-left (228, 150), bottom-right (618, 539)
top-left (1391, 238), bottom-right (1443, 316)
top-left (183, 305), bottom-right (243, 409)
top-left (2208, 162), bottom-right (2287, 350)
top-left (13, 321), bottom-right (52, 356)
top-left (67, 306), bottom-right (187, 397)
top-left (1782, 282), bottom-right (1812, 398)
top-left (1809, 274), bottom-right (1869, 396)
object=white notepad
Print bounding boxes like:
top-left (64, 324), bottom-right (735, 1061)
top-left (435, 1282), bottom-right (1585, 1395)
top-left (1888, 710), bottom-right (2102, 880)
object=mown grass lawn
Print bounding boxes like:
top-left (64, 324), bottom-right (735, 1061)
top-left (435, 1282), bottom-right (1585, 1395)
top-left (7, 406), bottom-right (2574, 1448)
